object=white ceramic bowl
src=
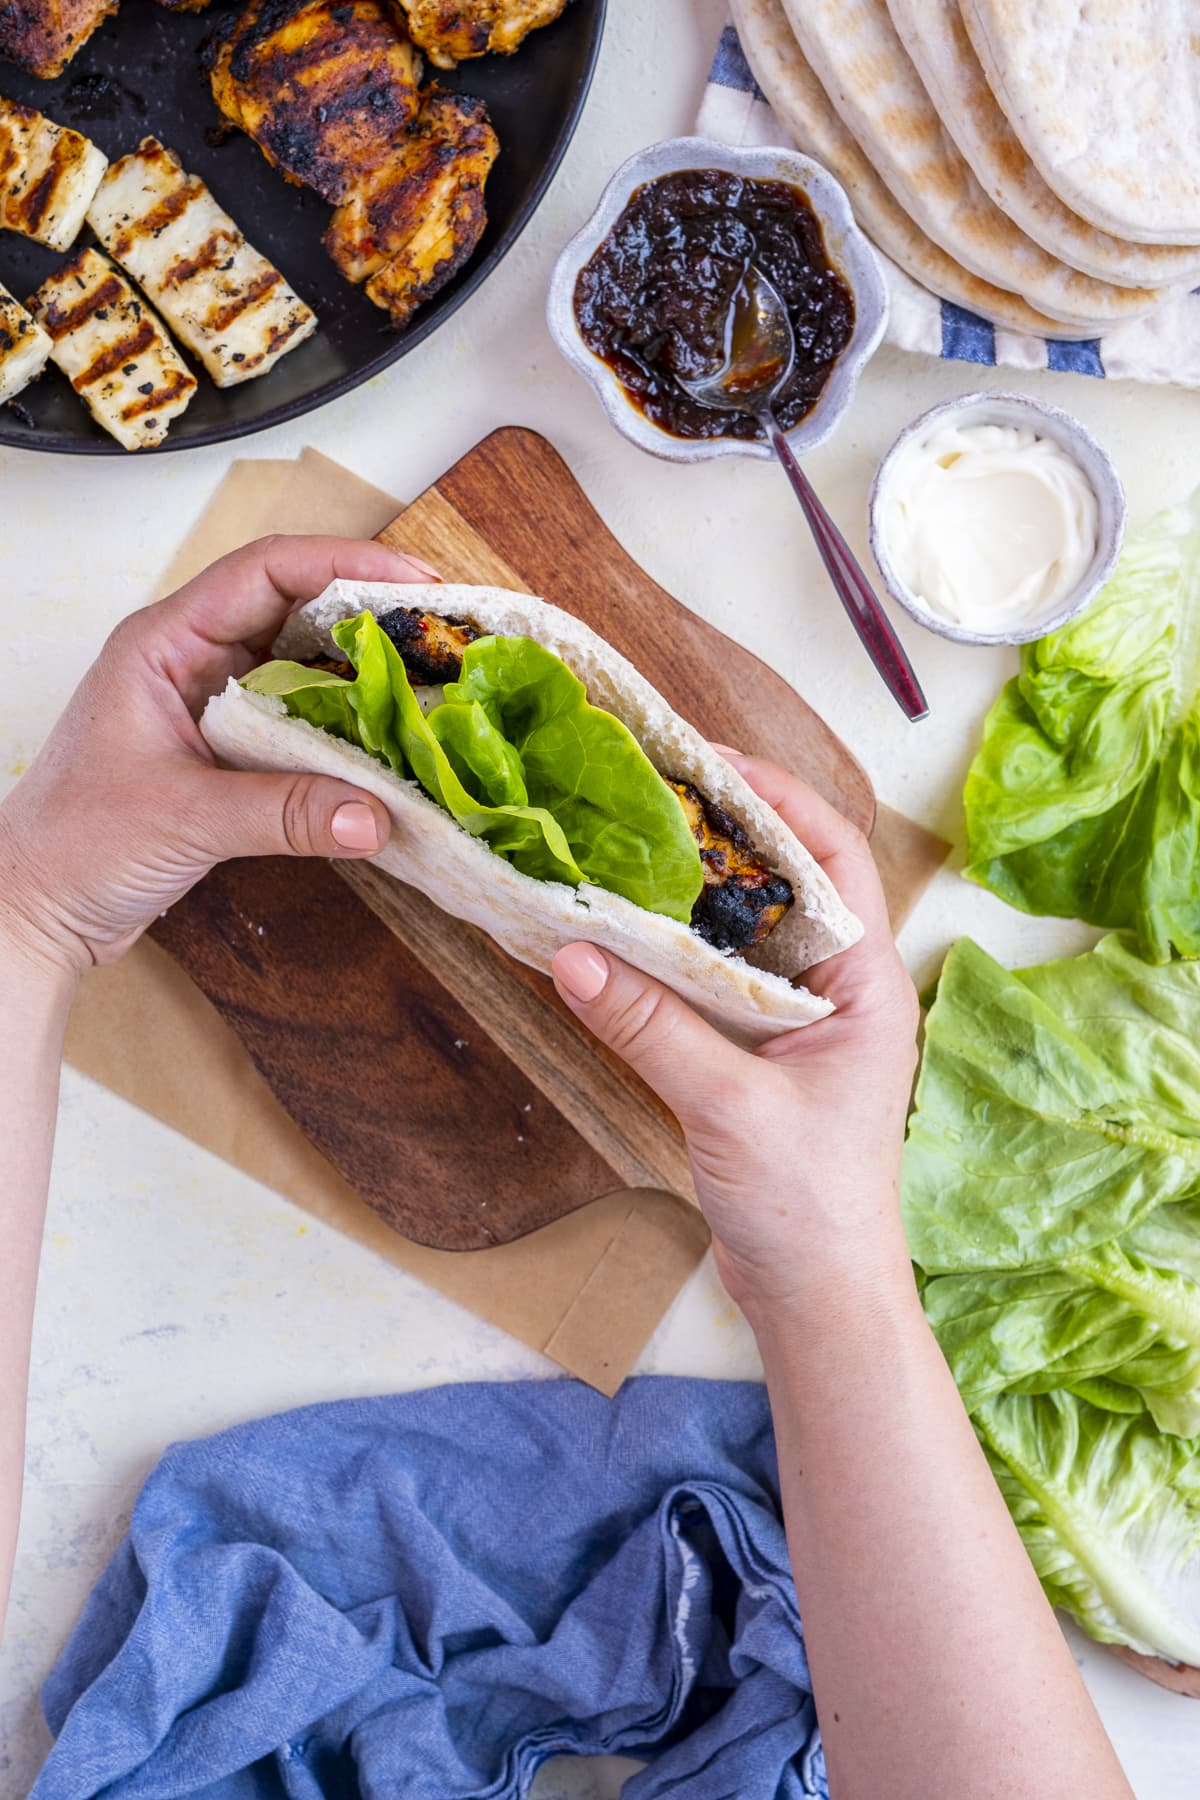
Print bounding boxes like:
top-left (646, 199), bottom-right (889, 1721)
top-left (868, 391), bottom-right (1126, 647)
top-left (546, 136), bottom-right (889, 464)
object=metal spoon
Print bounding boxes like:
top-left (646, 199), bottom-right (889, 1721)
top-left (678, 266), bottom-right (929, 722)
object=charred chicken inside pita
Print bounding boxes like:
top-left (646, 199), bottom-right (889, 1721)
top-left (299, 607), bottom-right (796, 956)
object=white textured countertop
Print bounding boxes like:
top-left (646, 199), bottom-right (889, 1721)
top-left (2, 1), bottom-right (1200, 1793)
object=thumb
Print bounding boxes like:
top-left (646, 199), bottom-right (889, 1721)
top-left (551, 942), bottom-right (748, 1128)
top-left (195, 769), bottom-right (391, 861)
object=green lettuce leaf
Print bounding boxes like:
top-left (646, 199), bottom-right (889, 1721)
top-left (905, 932), bottom-right (1200, 1658)
top-left (922, 1247), bottom-right (1200, 1435)
top-left (243, 611), bottom-right (703, 922)
top-left (902, 934), bottom-right (1200, 1273)
top-left (962, 491), bottom-right (1200, 962)
top-left (975, 1391), bottom-right (1200, 1664)
top-left (1126, 1199), bottom-right (1200, 1283)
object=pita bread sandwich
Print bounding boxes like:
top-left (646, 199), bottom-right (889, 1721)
top-left (201, 580), bottom-right (863, 1043)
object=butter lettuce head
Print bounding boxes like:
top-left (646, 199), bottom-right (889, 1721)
top-left (243, 611), bottom-right (704, 923)
top-left (962, 491), bottom-right (1200, 962)
top-left (976, 1392), bottom-right (1200, 1665)
top-left (904, 931), bottom-right (1200, 1661)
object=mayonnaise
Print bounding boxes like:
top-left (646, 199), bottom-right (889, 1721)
top-left (880, 422), bottom-right (1099, 631)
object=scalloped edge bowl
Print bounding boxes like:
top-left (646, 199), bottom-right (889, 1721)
top-left (546, 136), bottom-right (889, 464)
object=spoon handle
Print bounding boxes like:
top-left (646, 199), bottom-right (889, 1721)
top-left (760, 412), bottom-right (929, 722)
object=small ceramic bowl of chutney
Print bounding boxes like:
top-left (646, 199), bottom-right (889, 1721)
top-left (547, 136), bottom-right (889, 464)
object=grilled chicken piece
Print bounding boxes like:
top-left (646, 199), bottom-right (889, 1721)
top-left (28, 247), bottom-right (196, 450)
top-left (0, 0), bottom-right (116, 76)
top-left (0, 279), bottom-right (49, 402)
top-left (0, 97), bottom-right (107, 251)
top-left (669, 780), bottom-right (793, 954)
top-left (206, 0), bottom-right (423, 205)
top-left (325, 87), bottom-right (497, 326)
top-left (377, 605), bottom-right (480, 682)
top-left (87, 138), bottom-right (317, 388)
top-left (395, 0), bottom-right (566, 67)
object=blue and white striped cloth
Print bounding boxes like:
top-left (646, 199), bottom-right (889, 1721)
top-left (700, 21), bottom-right (1200, 387)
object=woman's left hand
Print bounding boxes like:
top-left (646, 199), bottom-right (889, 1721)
top-left (0, 534), bottom-right (436, 977)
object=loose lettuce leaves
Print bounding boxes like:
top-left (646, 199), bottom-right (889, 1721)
top-left (243, 611), bottom-right (703, 923)
top-left (975, 1393), bottom-right (1200, 1665)
top-left (904, 932), bottom-right (1200, 1659)
top-left (923, 1247), bottom-right (1200, 1435)
top-left (962, 491), bottom-right (1200, 961)
top-left (902, 934), bottom-right (1200, 1273)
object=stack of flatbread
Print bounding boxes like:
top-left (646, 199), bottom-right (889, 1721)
top-left (730, 0), bottom-right (1200, 339)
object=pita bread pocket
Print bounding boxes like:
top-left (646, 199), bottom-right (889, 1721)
top-left (887, 0), bottom-right (1200, 288)
top-left (201, 580), bottom-right (864, 1044)
top-left (730, 0), bottom-right (1102, 338)
top-left (961, 0), bottom-right (1200, 245)
top-left (778, 0), bottom-right (1161, 327)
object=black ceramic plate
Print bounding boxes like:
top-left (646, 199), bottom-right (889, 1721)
top-left (0, 0), bottom-right (605, 453)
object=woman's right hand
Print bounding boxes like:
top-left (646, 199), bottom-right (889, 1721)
top-left (551, 756), bottom-right (919, 1329)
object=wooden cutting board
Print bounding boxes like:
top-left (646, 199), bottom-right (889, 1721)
top-left (151, 427), bottom-right (880, 1250)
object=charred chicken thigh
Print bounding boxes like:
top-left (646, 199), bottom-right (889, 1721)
top-left (325, 87), bottom-right (497, 327)
top-left (394, 0), bottom-right (567, 67)
top-left (208, 0), bottom-right (498, 325)
top-left (206, 0), bottom-right (423, 203)
top-left (0, 0), bottom-right (116, 77)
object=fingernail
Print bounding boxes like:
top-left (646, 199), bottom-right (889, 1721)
top-left (555, 943), bottom-right (609, 1003)
top-left (709, 742), bottom-right (746, 760)
top-left (400, 555), bottom-right (442, 582)
top-left (331, 801), bottom-right (382, 850)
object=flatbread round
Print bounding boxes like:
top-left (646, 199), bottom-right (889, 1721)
top-left (962, 0), bottom-right (1200, 245)
top-left (888, 0), bottom-right (1200, 288)
top-left (201, 581), bottom-right (865, 1046)
top-left (780, 0), bottom-right (1164, 327)
top-left (731, 0), bottom-right (1107, 338)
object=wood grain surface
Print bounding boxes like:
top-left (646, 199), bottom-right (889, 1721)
top-left (149, 857), bottom-right (623, 1249)
top-left (151, 427), bottom-right (881, 1249)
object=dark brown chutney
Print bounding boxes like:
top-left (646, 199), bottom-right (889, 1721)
top-left (573, 169), bottom-right (855, 442)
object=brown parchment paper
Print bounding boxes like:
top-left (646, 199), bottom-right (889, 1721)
top-left (63, 447), bottom-right (945, 1396)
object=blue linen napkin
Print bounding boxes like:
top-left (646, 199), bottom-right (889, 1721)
top-left (31, 1377), bottom-right (828, 1800)
top-left (700, 19), bottom-right (1200, 386)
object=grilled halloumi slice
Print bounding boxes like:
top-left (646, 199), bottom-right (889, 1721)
top-left (0, 281), bottom-right (50, 403)
top-left (0, 97), bottom-right (108, 252)
top-left (28, 247), bottom-right (196, 451)
top-left (87, 138), bottom-right (317, 388)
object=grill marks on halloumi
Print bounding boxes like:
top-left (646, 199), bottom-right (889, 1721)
top-left (86, 138), bottom-right (317, 387)
top-left (0, 97), bottom-right (107, 252)
top-left (28, 247), bottom-right (196, 449)
top-left (0, 280), bottom-right (50, 403)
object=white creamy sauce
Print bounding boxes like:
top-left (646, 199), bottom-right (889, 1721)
top-left (882, 422), bottom-right (1099, 630)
